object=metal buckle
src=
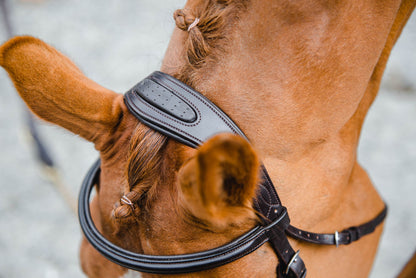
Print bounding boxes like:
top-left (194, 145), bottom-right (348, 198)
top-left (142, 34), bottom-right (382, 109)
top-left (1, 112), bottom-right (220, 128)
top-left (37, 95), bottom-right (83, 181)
top-left (334, 231), bottom-right (339, 248)
top-left (285, 250), bottom-right (300, 275)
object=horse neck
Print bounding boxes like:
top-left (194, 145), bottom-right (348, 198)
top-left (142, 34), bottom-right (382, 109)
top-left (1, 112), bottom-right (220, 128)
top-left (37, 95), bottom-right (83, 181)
top-left (161, 0), bottom-right (410, 227)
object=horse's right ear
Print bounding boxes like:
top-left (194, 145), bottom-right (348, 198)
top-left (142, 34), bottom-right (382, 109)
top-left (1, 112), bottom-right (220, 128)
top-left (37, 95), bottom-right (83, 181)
top-left (178, 133), bottom-right (260, 230)
top-left (0, 36), bottom-right (123, 148)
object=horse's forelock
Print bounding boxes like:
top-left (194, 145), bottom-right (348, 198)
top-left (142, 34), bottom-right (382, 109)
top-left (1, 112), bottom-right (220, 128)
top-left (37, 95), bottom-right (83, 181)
top-left (111, 123), bottom-right (168, 226)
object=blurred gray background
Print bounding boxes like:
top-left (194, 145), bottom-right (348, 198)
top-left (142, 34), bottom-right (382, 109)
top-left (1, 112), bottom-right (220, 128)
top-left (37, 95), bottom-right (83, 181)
top-left (0, 1), bottom-right (414, 277)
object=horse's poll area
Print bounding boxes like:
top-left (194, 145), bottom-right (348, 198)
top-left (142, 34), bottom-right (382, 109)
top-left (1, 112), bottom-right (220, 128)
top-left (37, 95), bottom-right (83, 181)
top-left (0, 1), bottom-right (415, 277)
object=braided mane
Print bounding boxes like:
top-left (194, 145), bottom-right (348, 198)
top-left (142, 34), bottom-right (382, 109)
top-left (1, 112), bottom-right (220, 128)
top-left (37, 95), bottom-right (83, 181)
top-left (173, 0), bottom-right (249, 87)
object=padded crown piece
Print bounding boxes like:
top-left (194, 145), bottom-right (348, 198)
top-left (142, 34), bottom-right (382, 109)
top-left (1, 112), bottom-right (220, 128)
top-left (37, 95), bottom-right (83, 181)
top-left (134, 78), bottom-right (197, 122)
top-left (124, 71), bottom-right (244, 148)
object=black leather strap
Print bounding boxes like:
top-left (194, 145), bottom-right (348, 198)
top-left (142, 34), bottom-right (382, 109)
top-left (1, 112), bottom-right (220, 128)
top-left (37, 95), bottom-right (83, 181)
top-left (286, 206), bottom-right (387, 246)
top-left (266, 211), bottom-right (307, 278)
top-left (78, 160), bottom-right (291, 274)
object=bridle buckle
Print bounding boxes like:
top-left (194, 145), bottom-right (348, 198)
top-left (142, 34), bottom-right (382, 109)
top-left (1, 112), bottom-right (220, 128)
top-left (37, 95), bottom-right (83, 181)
top-left (334, 231), bottom-right (339, 248)
top-left (285, 250), bottom-right (301, 275)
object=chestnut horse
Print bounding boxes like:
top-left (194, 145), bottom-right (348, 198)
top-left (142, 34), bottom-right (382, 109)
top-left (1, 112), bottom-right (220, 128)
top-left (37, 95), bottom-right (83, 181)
top-left (0, 0), bottom-right (415, 277)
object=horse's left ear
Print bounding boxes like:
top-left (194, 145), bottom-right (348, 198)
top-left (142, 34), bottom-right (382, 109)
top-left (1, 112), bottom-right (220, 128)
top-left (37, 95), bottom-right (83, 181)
top-left (0, 36), bottom-right (123, 147)
top-left (178, 133), bottom-right (260, 229)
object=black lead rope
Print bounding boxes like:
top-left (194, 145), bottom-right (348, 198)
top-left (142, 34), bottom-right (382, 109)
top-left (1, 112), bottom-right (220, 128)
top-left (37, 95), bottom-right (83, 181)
top-left (79, 71), bottom-right (386, 277)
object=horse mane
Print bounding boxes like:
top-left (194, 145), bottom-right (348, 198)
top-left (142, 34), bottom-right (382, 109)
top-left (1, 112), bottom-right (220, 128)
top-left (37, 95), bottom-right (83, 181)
top-left (112, 0), bottom-right (250, 227)
top-left (112, 123), bottom-right (167, 225)
top-left (173, 0), bottom-right (249, 87)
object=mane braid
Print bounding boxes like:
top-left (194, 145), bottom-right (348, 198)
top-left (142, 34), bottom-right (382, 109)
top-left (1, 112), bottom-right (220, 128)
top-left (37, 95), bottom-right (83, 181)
top-left (127, 124), bottom-right (168, 205)
top-left (112, 123), bottom-right (168, 225)
top-left (173, 0), bottom-right (250, 88)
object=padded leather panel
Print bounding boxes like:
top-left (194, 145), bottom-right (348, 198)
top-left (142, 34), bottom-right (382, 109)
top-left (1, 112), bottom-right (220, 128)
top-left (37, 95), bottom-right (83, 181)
top-left (125, 71), bottom-right (244, 148)
top-left (134, 78), bottom-right (197, 122)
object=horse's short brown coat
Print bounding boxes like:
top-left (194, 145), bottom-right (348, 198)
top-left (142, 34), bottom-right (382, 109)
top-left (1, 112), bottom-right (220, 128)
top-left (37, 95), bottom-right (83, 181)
top-left (1, 0), bottom-right (415, 277)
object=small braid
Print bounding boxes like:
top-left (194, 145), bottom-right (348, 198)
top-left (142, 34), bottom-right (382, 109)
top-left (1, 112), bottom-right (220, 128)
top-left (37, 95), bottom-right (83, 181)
top-left (111, 124), bottom-right (168, 228)
top-left (172, 0), bottom-right (249, 85)
top-left (174, 8), bottom-right (210, 67)
top-left (112, 191), bottom-right (141, 220)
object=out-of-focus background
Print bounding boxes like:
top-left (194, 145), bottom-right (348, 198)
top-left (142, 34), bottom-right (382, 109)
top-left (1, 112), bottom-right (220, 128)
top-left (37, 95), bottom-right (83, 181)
top-left (0, 1), bottom-right (414, 277)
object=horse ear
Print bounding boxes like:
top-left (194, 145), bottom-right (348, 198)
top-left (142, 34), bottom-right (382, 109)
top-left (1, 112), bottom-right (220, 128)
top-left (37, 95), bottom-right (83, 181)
top-left (178, 133), bottom-right (260, 229)
top-left (0, 36), bottom-right (123, 147)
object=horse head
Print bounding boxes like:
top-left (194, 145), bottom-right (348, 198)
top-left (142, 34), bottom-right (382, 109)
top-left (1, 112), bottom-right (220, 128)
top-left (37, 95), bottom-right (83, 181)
top-left (0, 34), bottom-right (274, 277)
top-left (1, 0), bottom-right (415, 277)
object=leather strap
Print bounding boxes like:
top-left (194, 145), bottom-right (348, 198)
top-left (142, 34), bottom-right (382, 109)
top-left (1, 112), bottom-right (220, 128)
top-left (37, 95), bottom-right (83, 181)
top-left (286, 206), bottom-right (387, 246)
top-left (266, 211), bottom-right (307, 278)
top-left (78, 161), bottom-right (293, 274)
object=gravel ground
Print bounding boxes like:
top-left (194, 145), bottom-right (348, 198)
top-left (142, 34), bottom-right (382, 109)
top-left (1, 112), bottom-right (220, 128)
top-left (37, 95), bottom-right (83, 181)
top-left (0, 1), bottom-right (414, 277)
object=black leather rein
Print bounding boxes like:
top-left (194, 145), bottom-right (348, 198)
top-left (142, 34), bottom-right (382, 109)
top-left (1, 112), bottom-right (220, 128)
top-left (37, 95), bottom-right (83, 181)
top-left (78, 71), bottom-right (386, 278)
top-left (79, 160), bottom-right (289, 274)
